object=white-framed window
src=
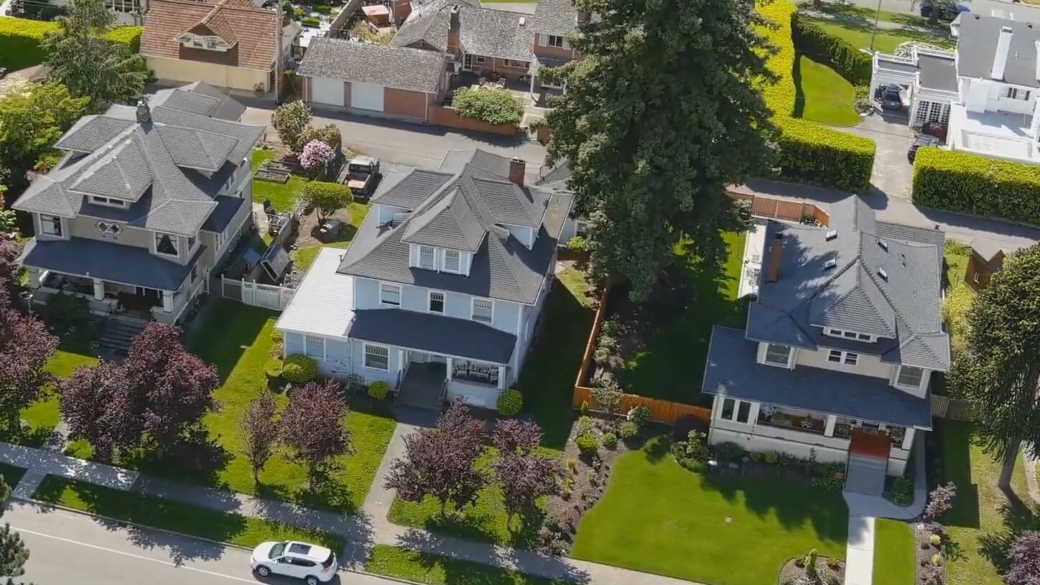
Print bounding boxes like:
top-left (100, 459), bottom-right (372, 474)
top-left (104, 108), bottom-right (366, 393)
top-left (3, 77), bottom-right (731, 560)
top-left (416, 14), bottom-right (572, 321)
top-left (720, 398), bottom-right (752, 424)
top-left (419, 246), bottom-right (436, 269)
top-left (828, 350), bottom-right (859, 365)
top-left (474, 55), bottom-right (486, 64)
top-left (824, 328), bottom-right (872, 342)
top-left (90, 195), bottom-right (127, 208)
top-left (40, 214), bottom-right (63, 237)
top-left (444, 249), bottom-right (461, 273)
top-left (504, 59), bottom-right (527, 67)
top-left (429, 291), bottom-right (445, 313)
top-left (1006, 87), bottom-right (1031, 100)
top-left (205, 36), bottom-right (218, 49)
top-left (380, 283), bottom-right (401, 307)
top-left (154, 232), bottom-right (179, 257)
top-left (472, 298), bottom-right (493, 324)
top-left (305, 335), bottom-right (325, 360)
top-left (764, 343), bottom-right (792, 367)
top-left (896, 365), bottom-right (924, 389)
top-left (546, 34), bottom-right (565, 48)
top-left (363, 343), bottom-right (389, 371)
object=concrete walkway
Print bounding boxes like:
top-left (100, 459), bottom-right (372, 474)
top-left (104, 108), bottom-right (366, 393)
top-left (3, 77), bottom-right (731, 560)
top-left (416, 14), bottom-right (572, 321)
top-left (0, 442), bottom-right (137, 491)
top-left (845, 515), bottom-right (876, 585)
top-left (843, 435), bottom-right (927, 520)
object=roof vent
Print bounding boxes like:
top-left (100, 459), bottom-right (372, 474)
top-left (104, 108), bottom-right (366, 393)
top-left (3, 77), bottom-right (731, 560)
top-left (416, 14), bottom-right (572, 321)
top-left (823, 259), bottom-right (837, 270)
top-left (825, 230), bottom-right (838, 241)
top-left (519, 16), bottom-right (526, 26)
top-left (878, 267), bottom-right (888, 281)
top-left (878, 239), bottom-right (888, 251)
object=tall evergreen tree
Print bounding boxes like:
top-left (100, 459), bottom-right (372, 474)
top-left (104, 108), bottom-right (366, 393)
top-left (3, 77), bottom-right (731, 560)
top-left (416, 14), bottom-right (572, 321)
top-left (544, 0), bottom-right (776, 299)
top-left (0, 474), bottom-right (29, 583)
top-left (956, 244), bottom-right (1040, 489)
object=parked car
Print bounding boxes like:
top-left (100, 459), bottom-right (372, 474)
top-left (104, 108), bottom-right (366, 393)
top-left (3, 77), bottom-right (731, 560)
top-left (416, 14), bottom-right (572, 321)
top-left (908, 134), bottom-right (942, 164)
top-left (345, 155), bottom-right (380, 199)
top-left (319, 218), bottom-right (343, 241)
top-left (877, 84), bottom-right (904, 110)
top-left (250, 541), bottom-right (336, 585)
top-left (920, 0), bottom-right (970, 21)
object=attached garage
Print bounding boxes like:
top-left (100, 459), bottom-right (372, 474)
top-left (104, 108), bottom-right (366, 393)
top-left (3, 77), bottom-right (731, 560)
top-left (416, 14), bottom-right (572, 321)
top-left (351, 83), bottom-right (385, 112)
top-left (311, 77), bottom-right (345, 107)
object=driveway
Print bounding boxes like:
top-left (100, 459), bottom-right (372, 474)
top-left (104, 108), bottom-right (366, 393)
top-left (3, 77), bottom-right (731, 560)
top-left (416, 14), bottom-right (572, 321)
top-left (838, 109), bottom-right (914, 200)
top-left (823, 0), bottom-right (1040, 22)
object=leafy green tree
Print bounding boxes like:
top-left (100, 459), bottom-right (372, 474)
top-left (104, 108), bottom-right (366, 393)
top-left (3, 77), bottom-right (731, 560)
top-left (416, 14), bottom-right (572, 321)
top-left (956, 244), bottom-right (1040, 489)
top-left (43, 0), bottom-right (147, 110)
top-left (0, 83), bottom-right (89, 192)
top-left (271, 101), bottom-right (312, 153)
top-left (0, 474), bottom-right (29, 583)
top-left (302, 181), bottom-right (353, 223)
top-left (544, 0), bottom-right (776, 299)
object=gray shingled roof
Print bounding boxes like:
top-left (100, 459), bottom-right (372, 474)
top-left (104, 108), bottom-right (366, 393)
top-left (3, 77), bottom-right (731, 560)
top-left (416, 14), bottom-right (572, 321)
top-left (337, 149), bottom-right (572, 304)
top-left (746, 196), bottom-right (950, 370)
top-left (371, 168), bottom-right (455, 210)
top-left (392, 0), bottom-right (451, 51)
top-left (703, 326), bottom-right (933, 428)
top-left (21, 237), bottom-right (204, 291)
top-left (150, 81), bottom-right (247, 121)
top-left (201, 195), bottom-right (246, 233)
top-left (347, 309), bottom-right (516, 363)
top-left (532, 0), bottom-right (578, 37)
top-left (297, 38), bottom-right (445, 94)
top-left (458, 5), bottom-right (534, 62)
top-left (957, 14), bottom-right (1040, 88)
top-left (537, 160), bottom-right (571, 191)
top-left (13, 99), bottom-right (263, 237)
top-left (402, 189), bottom-right (486, 252)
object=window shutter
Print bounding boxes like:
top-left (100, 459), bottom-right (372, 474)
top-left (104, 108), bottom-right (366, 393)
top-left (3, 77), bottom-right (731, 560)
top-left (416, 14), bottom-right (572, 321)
top-left (537, 34), bottom-right (545, 47)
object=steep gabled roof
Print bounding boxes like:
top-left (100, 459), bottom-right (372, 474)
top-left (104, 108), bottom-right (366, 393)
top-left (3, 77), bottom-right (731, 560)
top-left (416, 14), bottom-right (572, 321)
top-left (297, 38), bottom-right (446, 94)
top-left (150, 81), bottom-right (247, 121)
top-left (371, 168), bottom-right (456, 210)
top-left (402, 189), bottom-right (486, 252)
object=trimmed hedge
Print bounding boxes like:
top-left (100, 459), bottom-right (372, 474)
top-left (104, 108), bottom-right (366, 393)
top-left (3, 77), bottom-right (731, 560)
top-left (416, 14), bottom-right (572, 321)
top-left (453, 86), bottom-right (525, 126)
top-left (758, 1), bottom-right (876, 193)
top-left (791, 14), bottom-right (871, 86)
top-left (912, 147), bottom-right (1040, 224)
top-left (0, 18), bottom-right (142, 70)
top-left (282, 354), bottom-right (318, 384)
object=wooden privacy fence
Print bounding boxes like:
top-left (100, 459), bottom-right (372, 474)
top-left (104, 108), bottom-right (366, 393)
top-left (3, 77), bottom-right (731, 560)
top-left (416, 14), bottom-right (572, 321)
top-left (931, 395), bottom-right (974, 421)
top-left (726, 190), bottom-right (830, 226)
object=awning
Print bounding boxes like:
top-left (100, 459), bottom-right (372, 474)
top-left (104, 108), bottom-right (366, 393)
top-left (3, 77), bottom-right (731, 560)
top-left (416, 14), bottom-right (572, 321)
top-left (347, 309), bottom-right (516, 364)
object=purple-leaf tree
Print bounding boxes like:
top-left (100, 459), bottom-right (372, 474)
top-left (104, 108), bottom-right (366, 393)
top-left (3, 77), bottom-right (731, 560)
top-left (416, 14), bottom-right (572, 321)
top-left (923, 481), bottom-right (957, 524)
top-left (0, 234), bottom-right (21, 299)
top-left (59, 361), bottom-right (136, 461)
top-left (1007, 530), bottom-right (1040, 585)
top-left (299, 139), bottom-right (335, 176)
top-left (384, 399), bottom-right (487, 517)
top-left (492, 419), bottom-right (562, 524)
top-left (241, 393), bottom-right (281, 484)
top-left (0, 285), bottom-right (57, 428)
top-left (280, 379), bottom-right (351, 481)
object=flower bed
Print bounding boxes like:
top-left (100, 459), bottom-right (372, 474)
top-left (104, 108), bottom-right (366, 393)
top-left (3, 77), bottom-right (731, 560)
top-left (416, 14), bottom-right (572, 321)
top-left (779, 552), bottom-right (846, 585)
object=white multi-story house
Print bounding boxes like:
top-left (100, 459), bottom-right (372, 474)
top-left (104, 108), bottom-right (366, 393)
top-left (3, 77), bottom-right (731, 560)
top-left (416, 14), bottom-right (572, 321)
top-left (870, 13), bottom-right (1040, 163)
top-left (14, 82), bottom-right (262, 328)
top-left (701, 197), bottom-right (950, 496)
top-left (276, 149), bottom-right (573, 409)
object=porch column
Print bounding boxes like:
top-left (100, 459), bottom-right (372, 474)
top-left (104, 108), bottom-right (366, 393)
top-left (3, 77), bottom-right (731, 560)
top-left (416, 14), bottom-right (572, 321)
top-left (162, 291), bottom-right (174, 312)
top-left (529, 72), bottom-right (535, 94)
top-left (824, 415), bottom-right (837, 437)
top-left (93, 279), bottom-right (105, 301)
top-left (446, 357), bottom-right (453, 381)
top-left (901, 428), bottom-right (916, 451)
top-left (497, 365), bottom-right (506, 390)
top-left (747, 402), bottom-right (761, 425)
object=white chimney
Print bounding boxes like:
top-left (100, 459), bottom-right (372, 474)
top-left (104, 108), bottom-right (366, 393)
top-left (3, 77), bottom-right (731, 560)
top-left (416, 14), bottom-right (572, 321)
top-left (992, 25), bottom-right (1014, 80)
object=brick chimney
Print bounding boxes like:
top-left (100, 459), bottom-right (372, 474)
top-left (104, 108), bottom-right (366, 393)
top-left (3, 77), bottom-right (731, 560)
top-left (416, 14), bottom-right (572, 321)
top-left (766, 233), bottom-right (783, 283)
top-left (447, 4), bottom-right (461, 52)
top-left (508, 157), bottom-right (526, 186)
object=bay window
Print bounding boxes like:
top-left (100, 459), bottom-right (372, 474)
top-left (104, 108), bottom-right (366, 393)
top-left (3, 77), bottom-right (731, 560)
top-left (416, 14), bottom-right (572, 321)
top-left (764, 343), bottom-right (792, 367)
top-left (896, 365), bottom-right (924, 389)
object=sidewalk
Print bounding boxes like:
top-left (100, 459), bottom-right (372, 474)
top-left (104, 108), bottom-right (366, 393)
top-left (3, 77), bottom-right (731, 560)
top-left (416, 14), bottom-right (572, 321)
top-left (0, 441), bottom-right (137, 491)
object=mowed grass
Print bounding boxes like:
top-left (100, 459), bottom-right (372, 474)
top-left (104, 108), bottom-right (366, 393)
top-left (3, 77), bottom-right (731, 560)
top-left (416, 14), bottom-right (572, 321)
top-left (942, 242), bottom-right (974, 359)
top-left (34, 476), bottom-right (346, 551)
top-left (873, 520), bottom-right (916, 585)
top-left (252, 150), bottom-right (309, 213)
top-left (570, 437), bottom-right (848, 585)
top-left (366, 545), bottom-right (570, 585)
top-left (941, 421), bottom-right (1034, 585)
top-left (793, 54), bottom-right (861, 127)
top-left (801, 18), bottom-right (952, 54)
top-left (67, 302), bottom-right (397, 514)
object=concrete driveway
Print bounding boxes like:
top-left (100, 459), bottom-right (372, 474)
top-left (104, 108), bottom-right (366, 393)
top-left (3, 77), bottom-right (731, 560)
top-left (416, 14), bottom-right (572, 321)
top-left (839, 109), bottom-right (915, 200)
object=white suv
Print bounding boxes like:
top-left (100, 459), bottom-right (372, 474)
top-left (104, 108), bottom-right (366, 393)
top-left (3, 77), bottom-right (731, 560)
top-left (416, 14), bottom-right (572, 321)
top-left (250, 541), bottom-right (337, 585)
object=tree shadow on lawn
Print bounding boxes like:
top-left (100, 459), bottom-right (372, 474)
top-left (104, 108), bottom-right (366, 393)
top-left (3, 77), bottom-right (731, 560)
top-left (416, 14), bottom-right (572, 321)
top-left (940, 422), bottom-right (982, 531)
top-left (793, 53), bottom-right (807, 119)
top-left (409, 497), bottom-right (545, 550)
top-left (119, 437), bottom-right (235, 490)
top-left (187, 301), bottom-right (273, 385)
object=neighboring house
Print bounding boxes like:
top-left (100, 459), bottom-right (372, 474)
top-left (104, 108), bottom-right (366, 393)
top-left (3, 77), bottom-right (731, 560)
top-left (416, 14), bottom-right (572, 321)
top-left (141, 0), bottom-right (301, 94)
top-left (701, 197), bottom-right (950, 496)
top-left (870, 13), bottom-right (1040, 164)
top-left (14, 85), bottom-right (264, 325)
top-left (276, 149), bottom-right (573, 409)
top-left (45, 0), bottom-right (143, 26)
top-left (965, 237), bottom-right (1020, 290)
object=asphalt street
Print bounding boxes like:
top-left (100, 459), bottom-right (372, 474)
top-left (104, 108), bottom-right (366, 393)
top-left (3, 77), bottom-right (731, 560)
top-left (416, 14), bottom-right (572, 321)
top-left (6, 501), bottom-right (394, 585)
top-left (829, 0), bottom-right (1040, 21)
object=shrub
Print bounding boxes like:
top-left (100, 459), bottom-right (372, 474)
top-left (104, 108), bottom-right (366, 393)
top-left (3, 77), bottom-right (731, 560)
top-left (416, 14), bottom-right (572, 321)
top-left (265, 359), bottom-right (283, 379)
top-left (593, 346), bottom-right (611, 365)
top-left (924, 481), bottom-right (957, 522)
top-left (619, 421), bottom-right (639, 439)
top-left (575, 433), bottom-right (598, 457)
top-left (674, 430), bottom-right (710, 462)
top-left (496, 388), bottom-right (523, 416)
top-left (764, 451), bottom-right (779, 465)
top-left (452, 86), bottom-right (525, 126)
top-left (930, 534), bottom-right (942, 547)
top-left (302, 181), bottom-right (352, 220)
top-left (714, 441), bottom-right (746, 462)
top-left (299, 124), bottom-right (343, 154)
top-left (313, 3), bottom-right (332, 13)
top-left (580, 400), bottom-right (590, 417)
top-left (39, 292), bottom-right (96, 342)
top-left (300, 140), bottom-right (336, 175)
top-left (281, 354), bottom-right (318, 384)
top-left (0, 18), bottom-right (141, 71)
top-left (602, 432), bottom-right (618, 449)
top-left (791, 15), bottom-right (871, 85)
top-left (627, 405), bottom-right (651, 426)
top-left (567, 236), bottom-right (588, 252)
top-left (301, 16), bottom-right (321, 27)
top-left (757, 1), bottom-right (875, 193)
top-left (368, 380), bottom-right (390, 400)
top-left (885, 476), bottom-right (914, 507)
top-left (931, 553), bottom-right (943, 566)
top-left (911, 148), bottom-right (1040, 225)
top-left (575, 415), bottom-right (594, 435)
top-left (342, 373), bottom-right (366, 394)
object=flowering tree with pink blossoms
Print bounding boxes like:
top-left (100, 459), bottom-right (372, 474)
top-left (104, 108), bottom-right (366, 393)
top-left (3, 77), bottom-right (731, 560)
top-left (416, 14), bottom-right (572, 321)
top-left (299, 139), bottom-right (336, 178)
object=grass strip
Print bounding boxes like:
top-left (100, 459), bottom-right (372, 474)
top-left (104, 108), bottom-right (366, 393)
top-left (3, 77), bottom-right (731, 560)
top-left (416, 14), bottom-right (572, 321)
top-left (366, 545), bottom-right (570, 585)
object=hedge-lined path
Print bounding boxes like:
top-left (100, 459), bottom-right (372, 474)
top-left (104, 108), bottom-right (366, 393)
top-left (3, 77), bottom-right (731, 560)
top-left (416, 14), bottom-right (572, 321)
top-left (834, 110), bottom-right (915, 200)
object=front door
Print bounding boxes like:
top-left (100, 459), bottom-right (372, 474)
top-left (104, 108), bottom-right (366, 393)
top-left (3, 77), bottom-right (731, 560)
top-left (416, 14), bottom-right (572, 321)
top-left (135, 286), bottom-right (162, 306)
top-left (463, 53), bottom-right (473, 71)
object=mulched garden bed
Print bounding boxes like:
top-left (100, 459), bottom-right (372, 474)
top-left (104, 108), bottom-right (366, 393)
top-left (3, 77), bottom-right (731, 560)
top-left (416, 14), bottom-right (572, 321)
top-left (913, 523), bottom-right (947, 585)
top-left (778, 554), bottom-right (845, 585)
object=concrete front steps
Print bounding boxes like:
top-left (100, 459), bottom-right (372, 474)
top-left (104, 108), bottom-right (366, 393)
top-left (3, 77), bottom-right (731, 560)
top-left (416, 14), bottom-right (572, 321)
top-left (98, 315), bottom-right (148, 354)
top-left (844, 454), bottom-right (888, 496)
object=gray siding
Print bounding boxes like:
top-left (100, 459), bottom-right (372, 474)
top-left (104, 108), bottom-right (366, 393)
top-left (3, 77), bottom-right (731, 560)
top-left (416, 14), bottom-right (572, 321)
top-left (285, 331), bottom-right (305, 356)
top-left (354, 277), bottom-right (380, 309)
top-left (68, 214), bottom-right (152, 250)
top-left (350, 338), bottom-right (400, 384)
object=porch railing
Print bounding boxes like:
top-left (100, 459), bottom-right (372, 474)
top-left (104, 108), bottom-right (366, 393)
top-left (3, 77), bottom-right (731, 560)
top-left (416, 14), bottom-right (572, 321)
top-left (756, 412), bottom-right (826, 436)
top-left (438, 378), bottom-right (449, 405)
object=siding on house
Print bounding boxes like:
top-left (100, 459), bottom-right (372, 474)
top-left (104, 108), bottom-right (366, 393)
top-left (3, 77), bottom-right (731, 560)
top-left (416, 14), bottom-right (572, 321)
top-left (146, 56), bottom-right (271, 92)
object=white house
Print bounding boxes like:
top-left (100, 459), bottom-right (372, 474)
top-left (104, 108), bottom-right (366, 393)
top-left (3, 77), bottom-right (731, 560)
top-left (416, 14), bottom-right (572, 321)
top-left (870, 13), bottom-right (1040, 164)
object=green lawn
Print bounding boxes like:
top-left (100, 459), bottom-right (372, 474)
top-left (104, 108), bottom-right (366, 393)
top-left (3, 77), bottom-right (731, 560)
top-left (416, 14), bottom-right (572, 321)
top-left (873, 520), bottom-right (916, 585)
top-left (67, 302), bottom-right (397, 514)
top-left (570, 437), bottom-right (848, 585)
top-left (801, 16), bottom-right (953, 54)
top-left (793, 54), bottom-right (861, 127)
top-left (0, 463), bottom-right (26, 490)
top-left (555, 267), bottom-right (594, 308)
top-left (942, 242), bottom-right (974, 359)
top-left (34, 476), bottom-right (346, 551)
top-left (941, 421), bottom-right (1034, 585)
top-left (366, 545), bottom-right (568, 585)
top-left (615, 230), bottom-right (746, 404)
top-left (291, 201), bottom-right (372, 272)
top-left (252, 150), bottom-right (309, 213)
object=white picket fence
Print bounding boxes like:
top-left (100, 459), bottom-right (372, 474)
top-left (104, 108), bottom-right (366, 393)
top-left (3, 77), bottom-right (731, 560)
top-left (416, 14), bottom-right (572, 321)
top-left (221, 277), bottom-right (295, 311)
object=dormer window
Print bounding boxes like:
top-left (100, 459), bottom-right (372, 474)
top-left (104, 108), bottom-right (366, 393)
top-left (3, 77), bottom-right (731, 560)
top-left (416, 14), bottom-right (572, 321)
top-left (896, 365), bottom-right (924, 389)
top-left (206, 37), bottom-right (218, 49)
top-left (444, 250), bottom-right (461, 273)
top-left (419, 246), bottom-right (436, 269)
top-left (824, 328), bottom-right (873, 342)
top-left (154, 232), bottom-right (179, 257)
top-left (90, 195), bottom-right (127, 208)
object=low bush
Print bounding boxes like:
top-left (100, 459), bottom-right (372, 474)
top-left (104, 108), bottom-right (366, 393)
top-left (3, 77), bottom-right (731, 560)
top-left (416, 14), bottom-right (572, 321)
top-left (368, 380), bottom-right (390, 401)
top-left (602, 432), bottom-right (618, 449)
top-left (452, 86), bottom-right (525, 126)
top-left (714, 441), bottom-right (746, 462)
top-left (496, 388), bottom-right (523, 416)
top-left (38, 292), bottom-right (96, 342)
top-left (342, 373), bottom-right (366, 394)
top-left (575, 433), bottom-right (598, 457)
top-left (575, 415), bottom-right (594, 436)
top-left (619, 421), bottom-right (639, 439)
top-left (282, 354), bottom-right (318, 384)
top-left (673, 430), bottom-right (710, 462)
top-left (0, 18), bottom-right (141, 70)
top-left (265, 359), bottom-right (283, 379)
top-left (912, 147), bottom-right (1040, 225)
top-left (566, 236), bottom-right (588, 252)
top-left (299, 124), bottom-right (343, 154)
top-left (791, 14), bottom-right (871, 85)
top-left (627, 405), bottom-right (651, 426)
top-left (301, 16), bottom-right (321, 27)
top-left (313, 3), bottom-right (332, 13)
top-left (885, 476), bottom-right (914, 507)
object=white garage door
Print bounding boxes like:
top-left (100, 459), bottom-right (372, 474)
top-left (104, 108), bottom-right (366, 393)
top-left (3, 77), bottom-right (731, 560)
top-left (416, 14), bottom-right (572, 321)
top-left (351, 83), bottom-right (384, 112)
top-left (311, 77), bottom-right (344, 107)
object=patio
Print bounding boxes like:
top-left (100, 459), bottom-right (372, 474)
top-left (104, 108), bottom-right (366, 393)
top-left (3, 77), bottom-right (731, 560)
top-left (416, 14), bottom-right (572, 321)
top-left (449, 72), bottom-right (537, 107)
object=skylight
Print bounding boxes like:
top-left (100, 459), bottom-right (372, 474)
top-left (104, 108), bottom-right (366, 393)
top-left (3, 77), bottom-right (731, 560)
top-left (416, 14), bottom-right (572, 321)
top-left (823, 259), bottom-right (837, 270)
top-left (825, 230), bottom-right (838, 241)
top-left (878, 239), bottom-right (888, 251)
top-left (878, 267), bottom-right (888, 281)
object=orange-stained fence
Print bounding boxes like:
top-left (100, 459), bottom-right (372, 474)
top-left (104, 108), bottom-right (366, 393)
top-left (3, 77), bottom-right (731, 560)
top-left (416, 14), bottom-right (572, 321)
top-left (572, 385), bottom-right (712, 427)
top-left (725, 190), bottom-right (830, 227)
top-left (428, 105), bottom-right (518, 136)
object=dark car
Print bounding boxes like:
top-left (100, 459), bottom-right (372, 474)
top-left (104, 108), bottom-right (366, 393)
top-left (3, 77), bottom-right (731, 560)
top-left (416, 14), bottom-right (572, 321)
top-left (920, 0), bottom-right (970, 21)
top-left (877, 84), bottom-right (904, 110)
top-left (908, 135), bottom-right (942, 164)
top-left (319, 219), bottom-right (344, 242)
top-left (345, 156), bottom-right (381, 199)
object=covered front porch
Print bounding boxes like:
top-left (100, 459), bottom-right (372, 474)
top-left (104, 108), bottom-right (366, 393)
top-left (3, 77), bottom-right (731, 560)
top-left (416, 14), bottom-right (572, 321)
top-left (396, 351), bottom-right (507, 410)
